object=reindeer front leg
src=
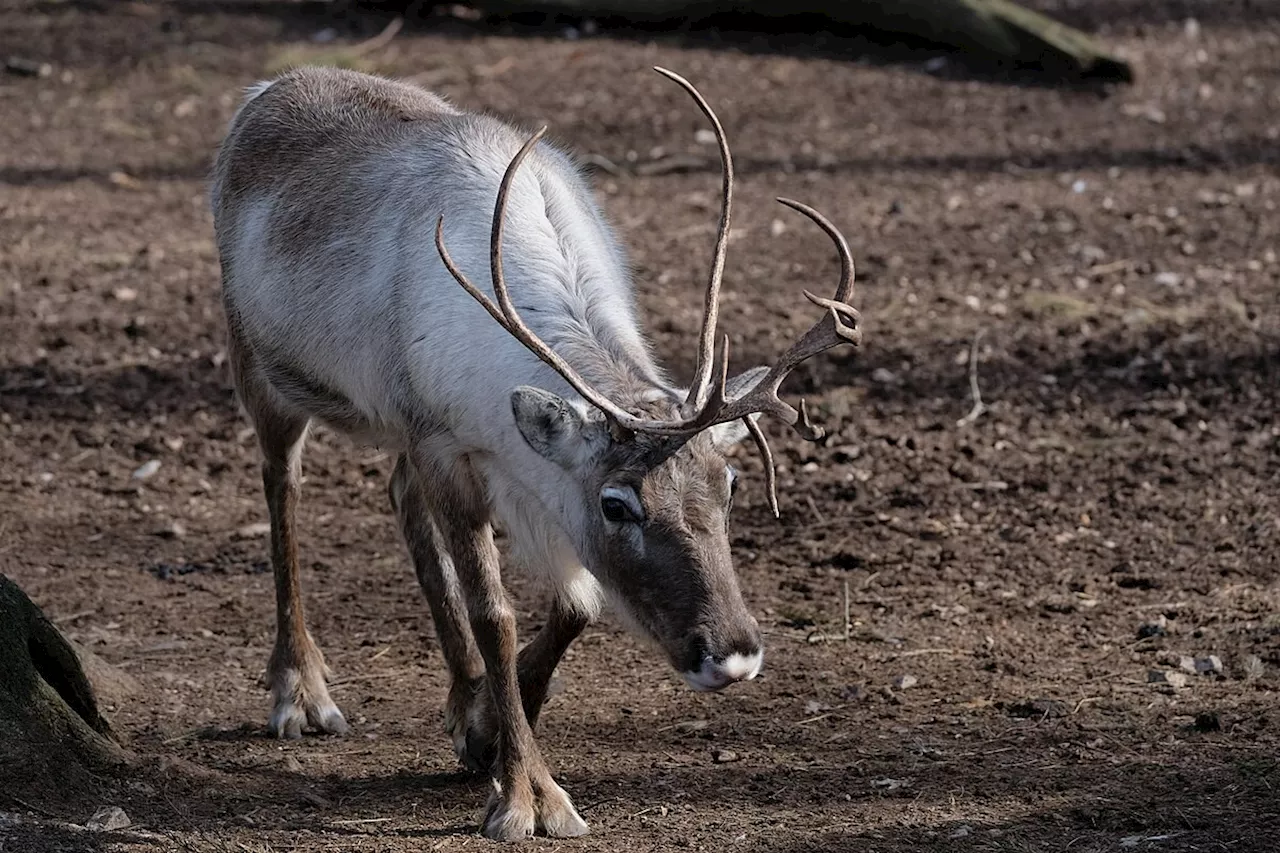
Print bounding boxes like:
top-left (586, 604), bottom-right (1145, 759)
top-left (458, 599), bottom-right (589, 772)
top-left (425, 458), bottom-right (587, 840)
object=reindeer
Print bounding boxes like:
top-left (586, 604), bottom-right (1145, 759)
top-left (210, 65), bottom-right (860, 840)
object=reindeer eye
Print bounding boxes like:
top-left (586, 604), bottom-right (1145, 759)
top-left (600, 487), bottom-right (643, 524)
top-left (601, 497), bottom-right (629, 523)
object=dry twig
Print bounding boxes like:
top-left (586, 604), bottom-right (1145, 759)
top-left (956, 329), bottom-right (989, 427)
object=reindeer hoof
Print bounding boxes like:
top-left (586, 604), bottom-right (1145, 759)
top-left (482, 789), bottom-right (536, 841)
top-left (536, 779), bottom-right (589, 838)
top-left (267, 662), bottom-right (349, 738)
top-left (268, 697), bottom-right (348, 738)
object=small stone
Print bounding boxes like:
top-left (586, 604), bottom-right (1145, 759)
top-left (1194, 655), bottom-right (1224, 676)
top-left (871, 367), bottom-right (898, 384)
top-left (949, 825), bottom-right (973, 839)
top-left (234, 522), bottom-right (272, 540)
top-left (86, 806), bottom-right (131, 831)
top-left (1175, 655), bottom-right (1197, 674)
top-left (712, 749), bottom-right (740, 764)
top-left (283, 755), bottom-right (304, 773)
top-left (694, 128), bottom-right (717, 146)
top-left (131, 459), bottom-right (161, 480)
top-left (4, 57), bottom-right (53, 77)
top-left (1147, 669), bottom-right (1188, 689)
top-left (107, 170), bottom-right (142, 190)
top-left (1154, 271), bottom-right (1182, 288)
top-left (892, 674), bottom-right (918, 691)
top-left (112, 287), bottom-right (138, 302)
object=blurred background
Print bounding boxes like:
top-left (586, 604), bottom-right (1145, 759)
top-left (1, 2), bottom-right (1277, 851)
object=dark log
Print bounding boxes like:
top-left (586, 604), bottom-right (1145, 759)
top-left (452, 0), bottom-right (1133, 83)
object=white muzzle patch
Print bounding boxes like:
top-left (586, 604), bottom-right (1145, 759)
top-left (681, 649), bottom-right (764, 692)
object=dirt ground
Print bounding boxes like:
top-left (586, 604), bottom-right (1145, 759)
top-left (2, 1), bottom-right (1278, 851)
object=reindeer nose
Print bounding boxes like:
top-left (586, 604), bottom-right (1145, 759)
top-left (681, 629), bottom-right (764, 692)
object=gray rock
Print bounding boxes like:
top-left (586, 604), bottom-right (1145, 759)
top-left (86, 806), bottom-right (131, 832)
top-left (1194, 655), bottom-right (1224, 676)
top-left (1147, 669), bottom-right (1188, 689)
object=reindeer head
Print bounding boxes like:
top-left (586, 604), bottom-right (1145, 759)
top-left (436, 68), bottom-right (861, 691)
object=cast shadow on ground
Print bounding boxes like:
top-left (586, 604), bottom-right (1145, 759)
top-left (92, 713), bottom-right (1280, 850)
top-left (7, 129), bottom-right (1280, 191)
top-left (23, 0), bottom-right (1136, 89)
top-left (3, 319), bottom-right (1276, 433)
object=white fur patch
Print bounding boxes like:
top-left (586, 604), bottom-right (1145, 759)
top-left (682, 649), bottom-right (763, 692)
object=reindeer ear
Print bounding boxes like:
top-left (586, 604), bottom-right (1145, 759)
top-left (511, 386), bottom-right (598, 467)
top-left (710, 418), bottom-right (752, 450)
top-left (725, 365), bottom-right (769, 400)
top-left (700, 366), bottom-right (769, 450)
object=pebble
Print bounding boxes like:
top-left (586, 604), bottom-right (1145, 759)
top-left (1194, 655), bottom-right (1224, 676)
top-left (86, 806), bottom-right (131, 831)
top-left (234, 522), bottom-right (272, 540)
top-left (131, 459), bottom-right (161, 480)
top-left (711, 749), bottom-right (740, 764)
top-left (1147, 669), bottom-right (1188, 689)
top-left (892, 674), bottom-right (919, 690)
top-left (4, 57), bottom-right (53, 77)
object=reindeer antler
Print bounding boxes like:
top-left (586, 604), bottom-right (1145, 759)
top-left (434, 69), bottom-right (862, 516)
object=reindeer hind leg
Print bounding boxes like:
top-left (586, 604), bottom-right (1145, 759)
top-left (233, 338), bottom-right (348, 739)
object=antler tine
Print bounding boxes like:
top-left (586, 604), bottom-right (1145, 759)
top-left (744, 417), bottom-right (780, 519)
top-left (680, 198), bottom-right (862, 441)
top-left (653, 66), bottom-right (733, 413)
top-left (776, 197), bottom-right (854, 303)
top-left (435, 128), bottom-right (643, 437)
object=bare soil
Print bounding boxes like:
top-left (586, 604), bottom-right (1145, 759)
top-left (1, 2), bottom-right (1278, 851)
